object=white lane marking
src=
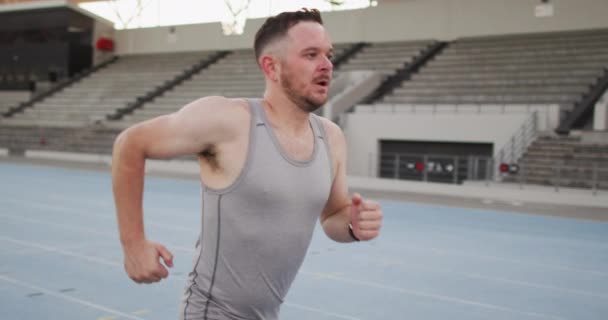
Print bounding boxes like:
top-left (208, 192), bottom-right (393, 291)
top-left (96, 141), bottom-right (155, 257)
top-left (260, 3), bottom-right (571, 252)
top-left (3, 232), bottom-right (598, 317)
top-left (0, 213), bottom-right (194, 254)
top-left (5, 201), bottom-right (608, 299)
top-left (7, 196), bottom-right (605, 277)
top-left (0, 199), bottom-right (195, 233)
top-left (132, 309), bottom-right (151, 315)
top-left (0, 200), bottom-right (608, 299)
top-left (0, 213), bottom-right (111, 236)
top-left (300, 270), bottom-right (565, 320)
top-left (46, 194), bottom-right (195, 218)
top-left (352, 254), bottom-right (608, 299)
top-left (0, 237), bottom-right (363, 320)
top-left (0, 236), bottom-right (121, 267)
top-left (0, 274), bottom-right (145, 320)
top-left (283, 302), bottom-right (362, 320)
top-left (379, 241), bottom-right (608, 277)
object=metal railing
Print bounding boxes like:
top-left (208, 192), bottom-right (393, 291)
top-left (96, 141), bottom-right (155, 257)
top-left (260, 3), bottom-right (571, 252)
top-left (496, 111), bottom-right (538, 175)
top-left (368, 151), bottom-right (607, 195)
top-left (557, 67), bottom-right (608, 134)
top-left (374, 152), bottom-right (495, 185)
top-left (504, 162), bottom-right (608, 195)
top-left (357, 103), bottom-right (557, 115)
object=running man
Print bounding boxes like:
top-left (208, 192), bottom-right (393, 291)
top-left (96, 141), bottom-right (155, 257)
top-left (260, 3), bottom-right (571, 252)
top-left (112, 8), bottom-right (383, 320)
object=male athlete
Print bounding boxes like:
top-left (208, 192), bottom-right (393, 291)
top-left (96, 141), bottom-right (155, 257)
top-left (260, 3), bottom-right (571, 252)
top-left (112, 8), bottom-right (383, 320)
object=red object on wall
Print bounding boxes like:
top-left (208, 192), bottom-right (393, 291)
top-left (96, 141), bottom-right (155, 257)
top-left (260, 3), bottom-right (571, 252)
top-left (96, 38), bottom-right (114, 51)
top-left (499, 163), bottom-right (509, 173)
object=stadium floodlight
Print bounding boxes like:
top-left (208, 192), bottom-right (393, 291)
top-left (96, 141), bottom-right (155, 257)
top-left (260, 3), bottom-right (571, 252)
top-left (221, 0), bottom-right (251, 35)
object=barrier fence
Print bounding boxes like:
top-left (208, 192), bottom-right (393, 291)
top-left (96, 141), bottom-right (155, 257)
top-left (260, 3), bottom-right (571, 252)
top-left (370, 152), bottom-right (607, 195)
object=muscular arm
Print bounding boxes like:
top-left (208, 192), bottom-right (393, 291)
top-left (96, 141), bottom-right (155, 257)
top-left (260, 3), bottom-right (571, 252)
top-left (112, 96), bottom-right (241, 282)
top-left (319, 118), bottom-right (382, 243)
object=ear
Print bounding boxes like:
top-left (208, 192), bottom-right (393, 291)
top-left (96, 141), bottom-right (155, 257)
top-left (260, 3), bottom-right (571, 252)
top-left (260, 54), bottom-right (279, 82)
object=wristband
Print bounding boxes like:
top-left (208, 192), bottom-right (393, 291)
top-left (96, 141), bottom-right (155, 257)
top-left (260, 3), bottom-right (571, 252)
top-left (348, 223), bottom-right (360, 242)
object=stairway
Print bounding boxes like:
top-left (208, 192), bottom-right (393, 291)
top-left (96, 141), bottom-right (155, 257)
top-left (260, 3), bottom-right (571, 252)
top-left (506, 135), bottom-right (608, 189)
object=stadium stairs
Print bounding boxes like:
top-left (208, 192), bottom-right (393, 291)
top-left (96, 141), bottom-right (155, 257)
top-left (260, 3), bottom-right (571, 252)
top-left (2, 52), bottom-right (219, 127)
top-left (107, 51), bottom-right (231, 121)
top-left (109, 42), bottom-right (364, 128)
top-left (2, 56), bottom-right (119, 119)
top-left (0, 125), bottom-right (118, 156)
top-left (504, 134), bottom-right (608, 190)
top-left (557, 67), bottom-right (608, 134)
top-left (354, 30), bottom-right (608, 190)
top-left (0, 90), bottom-right (32, 115)
top-left (377, 29), bottom-right (608, 109)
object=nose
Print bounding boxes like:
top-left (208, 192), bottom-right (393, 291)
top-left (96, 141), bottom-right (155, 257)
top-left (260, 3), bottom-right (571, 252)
top-left (320, 55), bottom-right (333, 73)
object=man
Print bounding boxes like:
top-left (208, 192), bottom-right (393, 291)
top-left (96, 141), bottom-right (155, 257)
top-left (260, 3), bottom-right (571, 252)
top-left (112, 8), bottom-right (383, 320)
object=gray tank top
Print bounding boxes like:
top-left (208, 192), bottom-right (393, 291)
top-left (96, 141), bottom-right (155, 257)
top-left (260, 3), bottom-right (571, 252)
top-left (179, 99), bottom-right (333, 320)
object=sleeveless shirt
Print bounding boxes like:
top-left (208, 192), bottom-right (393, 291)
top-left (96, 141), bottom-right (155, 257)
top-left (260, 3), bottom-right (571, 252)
top-left (179, 99), bottom-right (333, 320)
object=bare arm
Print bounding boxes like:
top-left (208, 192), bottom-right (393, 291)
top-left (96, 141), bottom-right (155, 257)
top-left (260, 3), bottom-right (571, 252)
top-left (112, 96), bottom-right (241, 282)
top-left (319, 118), bottom-right (382, 243)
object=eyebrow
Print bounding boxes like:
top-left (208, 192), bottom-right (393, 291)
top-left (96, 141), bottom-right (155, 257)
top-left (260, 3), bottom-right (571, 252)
top-left (301, 46), bottom-right (334, 54)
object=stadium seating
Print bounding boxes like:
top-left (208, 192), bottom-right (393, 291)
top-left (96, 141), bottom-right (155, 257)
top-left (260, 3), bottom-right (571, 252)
top-left (115, 49), bottom-right (261, 127)
top-left (380, 29), bottom-right (608, 107)
top-left (4, 51), bottom-right (213, 126)
top-left (115, 44), bottom-right (355, 127)
top-left (0, 125), bottom-right (119, 155)
top-left (506, 135), bottom-right (608, 189)
top-left (336, 40), bottom-right (435, 78)
top-left (1, 31), bottom-right (606, 191)
top-left (0, 90), bottom-right (31, 115)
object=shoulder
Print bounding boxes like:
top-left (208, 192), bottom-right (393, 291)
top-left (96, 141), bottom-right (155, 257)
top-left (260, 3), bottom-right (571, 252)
top-left (317, 116), bottom-right (346, 151)
top-left (180, 96), bottom-right (250, 119)
top-left (316, 116), bottom-right (347, 165)
top-left (176, 96), bottom-right (251, 131)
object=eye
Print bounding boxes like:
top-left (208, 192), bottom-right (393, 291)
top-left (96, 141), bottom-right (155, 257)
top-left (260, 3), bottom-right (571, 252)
top-left (305, 52), bottom-right (317, 59)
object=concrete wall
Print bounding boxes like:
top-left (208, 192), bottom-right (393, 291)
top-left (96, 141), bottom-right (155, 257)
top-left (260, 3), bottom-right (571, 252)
top-left (115, 0), bottom-right (608, 54)
top-left (593, 90), bottom-right (608, 131)
top-left (343, 112), bottom-right (529, 176)
top-left (92, 19), bottom-right (115, 64)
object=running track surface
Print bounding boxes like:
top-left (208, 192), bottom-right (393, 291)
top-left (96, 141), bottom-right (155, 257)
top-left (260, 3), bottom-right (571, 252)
top-left (1, 162), bottom-right (607, 320)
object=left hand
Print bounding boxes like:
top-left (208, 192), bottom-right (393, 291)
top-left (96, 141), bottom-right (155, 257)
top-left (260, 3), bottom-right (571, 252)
top-left (350, 193), bottom-right (382, 241)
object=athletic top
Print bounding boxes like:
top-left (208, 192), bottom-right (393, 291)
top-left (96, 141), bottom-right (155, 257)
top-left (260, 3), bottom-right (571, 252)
top-left (179, 99), bottom-right (333, 320)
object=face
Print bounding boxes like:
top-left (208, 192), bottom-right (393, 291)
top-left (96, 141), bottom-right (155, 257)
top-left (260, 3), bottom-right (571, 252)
top-left (277, 22), bottom-right (334, 112)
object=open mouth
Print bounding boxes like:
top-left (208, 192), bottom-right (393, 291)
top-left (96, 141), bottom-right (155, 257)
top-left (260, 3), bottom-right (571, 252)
top-left (315, 78), bottom-right (330, 87)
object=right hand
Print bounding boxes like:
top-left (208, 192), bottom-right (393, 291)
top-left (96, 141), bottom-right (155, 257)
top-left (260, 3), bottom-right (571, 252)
top-left (122, 239), bottom-right (174, 284)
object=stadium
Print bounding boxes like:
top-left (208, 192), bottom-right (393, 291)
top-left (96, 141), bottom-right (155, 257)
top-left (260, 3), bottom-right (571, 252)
top-left (1, 0), bottom-right (607, 319)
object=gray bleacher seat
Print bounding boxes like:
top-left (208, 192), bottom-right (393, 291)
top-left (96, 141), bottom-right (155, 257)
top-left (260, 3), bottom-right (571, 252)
top-left (336, 40), bottom-right (434, 78)
top-left (115, 44), bottom-right (355, 127)
top-left (0, 91), bottom-right (31, 115)
top-left (378, 29), bottom-right (608, 109)
top-left (4, 51), bottom-right (213, 126)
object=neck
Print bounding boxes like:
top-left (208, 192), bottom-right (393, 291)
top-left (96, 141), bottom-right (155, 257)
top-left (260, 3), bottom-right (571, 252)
top-left (262, 89), bottom-right (311, 134)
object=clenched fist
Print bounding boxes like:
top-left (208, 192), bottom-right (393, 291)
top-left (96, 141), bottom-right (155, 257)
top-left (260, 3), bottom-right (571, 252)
top-left (350, 193), bottom-right (382, 241)
top-left (122, 239), bottom-right (174, 284)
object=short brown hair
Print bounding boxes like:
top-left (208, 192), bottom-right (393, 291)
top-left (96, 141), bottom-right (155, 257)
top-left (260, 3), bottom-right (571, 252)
top-left (254, 8), bottom-right (323, 63)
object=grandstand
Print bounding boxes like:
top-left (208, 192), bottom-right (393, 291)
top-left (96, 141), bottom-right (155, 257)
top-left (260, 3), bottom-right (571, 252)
top-left (0, 91), bottom-right (30, 114)
top-left (2, 2), bottom-right (608, 320)
top-left (505, 135), bottom-right (608, 189)
top-left (380, 29), bottom-right (608, 107)
top-left (336, 40), bottom-right (435, 78)
top-left (3, 52), bottom-right (215, 126)
top-left (1, 0), bottom-right (607, 190)
top-left (115, 43), bottom-right (368, 127)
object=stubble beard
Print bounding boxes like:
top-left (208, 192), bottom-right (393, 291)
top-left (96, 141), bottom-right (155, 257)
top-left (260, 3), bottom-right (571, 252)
top-left (280, 70), bottom-right (325, 113)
